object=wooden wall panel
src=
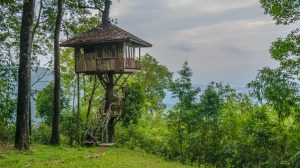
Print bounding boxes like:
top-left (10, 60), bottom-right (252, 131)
top-left (74, 43), bottom-right (140, 73)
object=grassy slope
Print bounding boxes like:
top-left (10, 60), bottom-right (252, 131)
top-left (0, 145), bottom-right (192, 168)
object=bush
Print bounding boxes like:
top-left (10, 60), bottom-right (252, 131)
top-left (0, 124), bottom-right (15, 144)
top-left (32, 122), bottom-right (51, 144)
top-left (60, 112), bottom-right (79, 146)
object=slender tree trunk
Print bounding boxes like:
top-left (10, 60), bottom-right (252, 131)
top-left (77, 73), bottom-right (81, 146)
top-left (101, 0), bottom-right (114, 142)
top-left (86, 76), bottom-right (97, 121)
top-left (50, 0), bottom-right (64, 145)
top-left (105, 72), bottom-right (115, 143)
top-left (28, 95), bottom-right (32, 142)
top-left (29, 0), bottom-right (43, 142)
top-left (178, 117), bottom-right (183, 163)
top-left (102, 0), bottom-right (111, 24)
top-left (15, 0), bottom-right (35, 150)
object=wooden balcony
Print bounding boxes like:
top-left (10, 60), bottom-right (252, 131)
top-left (124, 58), bottom-right (141, 69)
top-left (75, 54), bottom-right (140, 73)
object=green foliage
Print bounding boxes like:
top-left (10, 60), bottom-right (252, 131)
top-left (32, 122), bottom-right (52, 145)
top-left (135, 54), bottom-right (173, 112)
top-left (200, 82), bottom-right (233, 120)
top-left (60, 48), bottom-right (75, 90)
top-left (167, 61), bottom-right (200, 163)
top-left (63, 16), bottom-right (101, 38)
top-left (0, 3), bottom-right (21, 135)
top-left (119, 61), bottom-right (300, 167)
top-left (116, 111), bottom-right (173, 159)
top-left (260, 0), bottom-right (300, 25)
top-left (0, 1), bottom-right (300, 166)
top-left (60, 111), bottom-right (79, 146)
top-left (260, 0), bottom-right (300, 84)
top-left (270, 28), bottom-right (300, 75)
top-left (170, 61), bottom-right (200, 110)
top-left (0, 77), bottom-right (16, 143)
top-left (122, 82), bottom-right (146, 127)
top-left (185, 82), bottom-right (234, 165)
top-left (248, 67), bottom-right (299, 126)
top-left (36, 82), bottom-right (70, 125)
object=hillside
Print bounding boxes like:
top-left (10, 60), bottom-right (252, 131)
top-left (0, 145), bottom-right (191, 168)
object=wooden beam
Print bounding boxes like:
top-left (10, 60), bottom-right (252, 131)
top-left (123, 42), bottom-right (126, 58)
top-left (77, 73), bottom-right (80, 147)
top-left (113, 74), bottom-right (123, 86)
top-left (139, 47), bottom-right (141, 60)
top-left (97, 74), bottom-right (108, 88)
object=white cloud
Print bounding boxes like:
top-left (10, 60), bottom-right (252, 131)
top-left (166, 0), bottom-right (258, 15)
top-left (109, 0), bottom-right (294, 86)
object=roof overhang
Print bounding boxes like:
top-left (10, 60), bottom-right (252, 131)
top-left (60, 38), bottom-right (152, 48)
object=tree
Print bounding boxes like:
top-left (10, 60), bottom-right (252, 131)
top-left (50, 0), bottom-right (64, 145)
top-left (36, 82), bottom-right (70, 126)
top-left (169, 61), bottom-right (200, 163)
top-left (135, 54), bottom-right (172, 112)
top-left (121, 82), bottom-right (146, 127)
top-left (260, 0), bottom-right (300, 78)
top-left (102, 0), bottom-right (111, 23)
top-left (260, 0), bottom-right (300, 25)
top-left (0, 1), bottom-right (21, 144)
top-left (76, 0), bottom-right (112, 23)
top-left (170, 61), bottom-right (200, 110)
top-left (248, 67), bottom-right (299, 127)
top-left (248, 67), bottom-right (299, 158)
top-left (270, 29), bottom-right (300, 77)
top-left (15, 0), bottom-right (35, 150)
top-left (194, 82), bottom-right (233, 165)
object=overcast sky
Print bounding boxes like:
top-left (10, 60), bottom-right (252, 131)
top-left (109, 0), bottom-right (296, 87)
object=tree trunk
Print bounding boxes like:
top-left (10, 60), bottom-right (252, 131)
top-left (28, 0), bottom-right (42, 142)
top-left (77, 73), bottom-right (81, 146)
top-left (50, 0), bottom-right (63, 145)
top-left (102, 0), bottom-right (111, 24)
top-left (15, 0), bottom-right (35, 150)
top-left (105, 72), bottom-right (115, 143)
top-left (86, 76), bottom-right (97, 121)
top-left (108, 117), bottom-right (115, 143)
top-left (28, 95), bottom-right (32, 142)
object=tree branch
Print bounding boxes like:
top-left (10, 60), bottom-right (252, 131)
top-left (31, 65), bottom-right (51, 87)
top-left (93, 0), bottom-right (104, 13)
top-left (77, 0), bottom-right (103, 13)
top-left (32, 0), bottom-right (43, 42)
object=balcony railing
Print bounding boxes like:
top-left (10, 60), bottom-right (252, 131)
top-left (76, 53), bottom-right (141, 73)
top-left (124, 58), bottom-right (140, 69)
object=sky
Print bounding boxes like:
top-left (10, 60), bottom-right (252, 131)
top-left (109, 0), bottom-right (296, 87)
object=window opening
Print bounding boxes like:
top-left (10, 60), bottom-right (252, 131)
top-left (112, 45), bottom-right (117, 57)
top-left (84, 46), bottom-right (95, 54)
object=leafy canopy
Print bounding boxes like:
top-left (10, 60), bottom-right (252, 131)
top-left (260, 0), bottom-right (300, 25)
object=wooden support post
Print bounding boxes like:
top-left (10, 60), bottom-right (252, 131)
top-left (139, 47), bottom-right (141, 60)
top-left (96, 73), bottom-right (132, 144)
top-left (77, 73), bottom-right (80, 146)
top-left (108, 118), bottom-right (115, 143)
top-left (105, 72), bottom-right (115, 143)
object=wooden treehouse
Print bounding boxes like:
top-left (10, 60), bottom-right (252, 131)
top-left (60, 22), bottom-right (152, 146)
top-left (61, 23), bottom-right (152, 74)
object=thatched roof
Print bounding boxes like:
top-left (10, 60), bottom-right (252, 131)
top-left (60, 23), bottom-right (152, 47)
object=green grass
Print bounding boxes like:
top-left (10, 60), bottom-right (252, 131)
top-left (0, 145), bottom-right (192, 168)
